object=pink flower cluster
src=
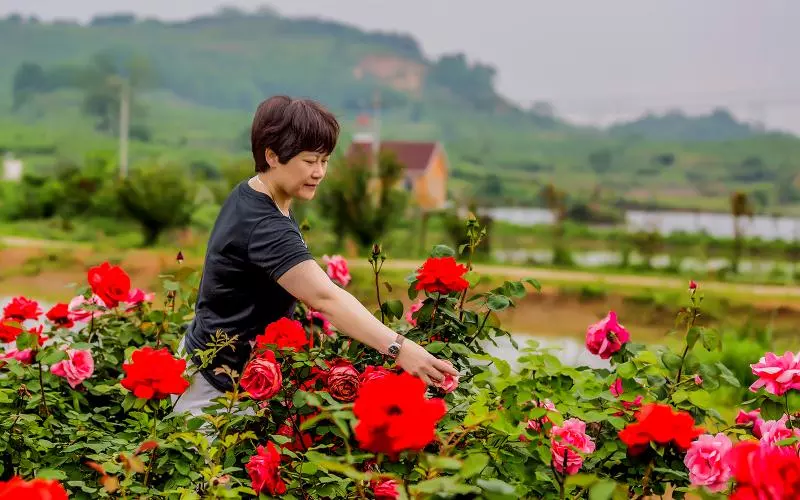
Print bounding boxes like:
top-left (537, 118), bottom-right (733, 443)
top-left (550, 418), bottom-right (595, 475)
top-left (749, 351), bottom-right (800, 396)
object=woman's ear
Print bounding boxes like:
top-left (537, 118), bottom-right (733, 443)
top-left (265, 148), bottom-right (280, 169)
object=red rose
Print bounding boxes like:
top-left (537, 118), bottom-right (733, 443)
top-left (415, 257), bottom-right (469, 295)
top-left (87, 262), bottom-right (131, 308)
top-left (354, 372), bottom-right (446, 458)
top-left (0, 320), bottom-right (22, 344)
top-left (360, 365), bottom-right (392, 385)
top-left (276, 413), bottom-right (319, 452)
top-left (46, 303), bottom-right (74, 329)
top-left (246, 442), bottom-right (287, 496)
top-left (0, 476), bottom-right (68, 499)
top-left (2, 296), bottom-right (42, 322)
top-left (256, 317), bottom-right (310, 351)
top-left (121, 347), bottom-right (189, 399)
top-left (327, 359), bottom-right (360, 402)
top-left (618, 403), bottom-right (704, 455)
top-left (728, 440), bottom-right (800, 499)
top-left (240, 350), bottom-right (283, 400)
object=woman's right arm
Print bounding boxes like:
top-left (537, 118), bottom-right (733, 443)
top-left (277, 260), bottom-right (458, 385)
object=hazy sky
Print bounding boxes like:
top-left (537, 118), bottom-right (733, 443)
top-left (5, 1), bottom-right (800, 132)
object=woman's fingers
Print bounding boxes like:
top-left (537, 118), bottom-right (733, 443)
top-left (435, 358), bottom-right (459, 376)
top-left (426, 367), bottom-right (445, 384)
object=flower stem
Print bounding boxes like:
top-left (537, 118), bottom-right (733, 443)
top-left (673, 304), bottom-right (699, 391)
top-left (786, 394), bottom-right (794, 429)
top-left (37, 359), bottom-right (49, 417)
top-left (374, 262), bottom-right (384, 324)
top-left (143, 404), bottom-right (159, 487)
top-left (466, 310), bottom-right (492, 347)
top-left (428, 293), bottom-right (441, 337)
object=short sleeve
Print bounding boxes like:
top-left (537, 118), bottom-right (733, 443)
top-left (248, 216), bottom-right (313, 281)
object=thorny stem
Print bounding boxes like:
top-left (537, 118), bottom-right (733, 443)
top-left (427, 293), bottom-right (441, 338)
top-left (373, 258), bottom-right (385, 324)
top-left (466, 310), bottom-right (492, 347)
top-left (639, 459), bottom-right (655, 499)
top-left (673, 299), bottom-right (699, 391)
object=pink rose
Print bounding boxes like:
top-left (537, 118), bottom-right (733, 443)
top-left (372, 479), bottom-right (400, 500)
top-left (126, 288), bottom-right (155, 307)
top-left (527, 399), bottom-right (558, 432)
top-left (405, 300), bottom-right (423, 327)
top-left (585, 311), bottom-right (630, 359)
top-left (610, 378), bottom-right (623, 397)
top-left (307, 309), bottom-right (334, 336)
top-left (360, 365), bottom-right (392, 385)
top-left (759, 416), bottom-right (800, 455)
top-left (550, 418), bottom-right (595, 475)
top-left (68, 294), bottom-right (109, 322)
top-left (694, 374), bottom-right (703, 386)
top-left (0, 347), bottom-right (34, 365)
top-left (684, 433), bottom-right (733, 492)
top-left (327, 359), bottom-right (360, 402)
top-left (50, 349), bottom-right (94, 388)
top-left (735, 409), bottom-right (765, 438)
top-left (322, 255), bottom-right (351, 287)
top-left (438, 374), bottom-right (459, 393)
top-left (240, 351), bottom-right (283, 400)
top-left (689, 280), bottom-right (698, 291)
top-left (749, 351), bottom-right (800, 396)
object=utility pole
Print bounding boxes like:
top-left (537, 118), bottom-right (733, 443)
top-left (119, 79), bottom-right (130, 178)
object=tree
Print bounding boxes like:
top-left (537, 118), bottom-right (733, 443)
top-left (12, 62), bottom-right (46, 110)
top-left (117, 163), bottom-right (196, 246)
top-left (540, 183), bottom-right (571, 266)
top-left (316, 150), bottom-right (408, 251)
top-left (730, 191), bottom-right (753, 274)
top-left (588, 150), bottom-right (613, 174)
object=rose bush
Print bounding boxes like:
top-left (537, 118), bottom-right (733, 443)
top-left (0, 217), bottom-right (797, 499)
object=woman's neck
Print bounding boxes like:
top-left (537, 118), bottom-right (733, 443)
top-left (252, 173), bottom-right (291, 216)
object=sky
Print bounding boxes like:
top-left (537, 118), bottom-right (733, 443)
top-left (4, 0), bottom-right (800, 132)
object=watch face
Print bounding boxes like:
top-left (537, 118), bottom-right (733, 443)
top-left (388, 344), bottom-right (400, 356)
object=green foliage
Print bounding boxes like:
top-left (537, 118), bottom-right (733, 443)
top-left (316, 150), bottom-right (408, 250)
top-left (117, 162), bottom-right (196, 246)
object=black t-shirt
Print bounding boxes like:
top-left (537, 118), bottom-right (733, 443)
top-left (184, 180), bottom-right (313, 392)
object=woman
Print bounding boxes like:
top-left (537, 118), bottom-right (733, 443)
top-left (173, 96), bottom-right (458, 416)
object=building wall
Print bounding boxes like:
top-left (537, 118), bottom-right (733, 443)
top-left (413, 150), bottom-right (447, 210)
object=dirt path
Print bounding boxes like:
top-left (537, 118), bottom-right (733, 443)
top-left (351, 259), bottom-right (800, 300)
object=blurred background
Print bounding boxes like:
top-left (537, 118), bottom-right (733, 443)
top-left (0, 1), bottom-right (797, 378)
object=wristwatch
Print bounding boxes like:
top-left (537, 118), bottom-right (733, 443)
top-left (386, 334), bottom-right (405, 358)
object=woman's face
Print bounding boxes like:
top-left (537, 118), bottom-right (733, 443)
top-left (269, 150), bottom-right (330, 201)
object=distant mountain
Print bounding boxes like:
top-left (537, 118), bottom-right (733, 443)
top-left (608, 108), bottom-right (761, 142)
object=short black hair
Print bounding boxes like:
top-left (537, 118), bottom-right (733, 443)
top-left (250, 96), bottom-right (340, 173)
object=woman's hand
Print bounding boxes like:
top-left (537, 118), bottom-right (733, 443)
top-left (396, 339), bottom-right (459, 386)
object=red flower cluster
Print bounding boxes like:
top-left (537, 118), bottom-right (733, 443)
top-left (354, 372), bottom-right (446, 458)
top-left (256, 317), bottom-right (310, 351)
top-left (240, 350), bottom-right (283, 400)
top-left (415, 257), bottom-right (469, 295)
top-left (46, 303), bottom-right (74, 329)
top-left (246, 442), bottom-right (286, 496)
top-left (618, 403), bottom-right (703, 455)
top-left (2, 296), bottom-right (42, 322)
top-left (121, 347), bottom-right (189, 399)
top-left (728, 440), bottom-right (800, 499)
top-left (0, 476), bottom-right (68, 499)
top-left (88, 262), bottom-right (131, 308)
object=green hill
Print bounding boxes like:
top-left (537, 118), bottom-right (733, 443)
top-left (1, 9), bottom-right (799, 214)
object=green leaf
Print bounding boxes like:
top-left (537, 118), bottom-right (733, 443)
top-left (450, 343), bottom-right (472, 356)
top-left (776, 436), bottom-right (800, 447)
top-left (15, 331), bottom-right (37, 351)
top-left (487, 294), bottom-right (511, 312)
top-left (688, 390), bottom-right (712, 409)
top-left (686, 327), bottom-right (701, 349)
top-left (589, 480), bottom-right (618, 500)
top-left (616, 362), bottom-right (636, 379)
top-left (701, 329), bottom-right (722, 351)
top-left (37, 469), bottom-right (67, 480)
top-left (716, 362), bottom-right (741, 388)
top-left (407, 281), bottom-right (419, 301)
top-left (426, 341), bottom-right (446, 354)
top-left (460, 453), bottom-right (489, 478)
top-left (524, 278), bottom-right (542, 292)
top-left (458, 243), bottom-right (468, 255)
top-left (477, 478), bottom-right (516, 498)
top-left (431, 245), bottom-right (456, 257)
top-left (465, 271), bottom-right (481, 288)
top-left (38, 349), bottom-right (68, 365)
top-left (661, 351), bottom-right (683, 371)
top-left (427, 456), bottom-right (462, 470)
top-left (762, 398), bottom-right (785, 420)
top-left (672, 390), bottom-right (689, 403)
top-left (566, 474), bottom-right (599, 487)
top-left (163, 279), bottom-right (180, 291)
top-left (315, 460), bottom-right (369, 481)
top-left (383, 300), bottom-right (404, 320)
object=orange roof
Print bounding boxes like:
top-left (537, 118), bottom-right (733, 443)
top-left (345, 140), bottom-right (438, 172)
